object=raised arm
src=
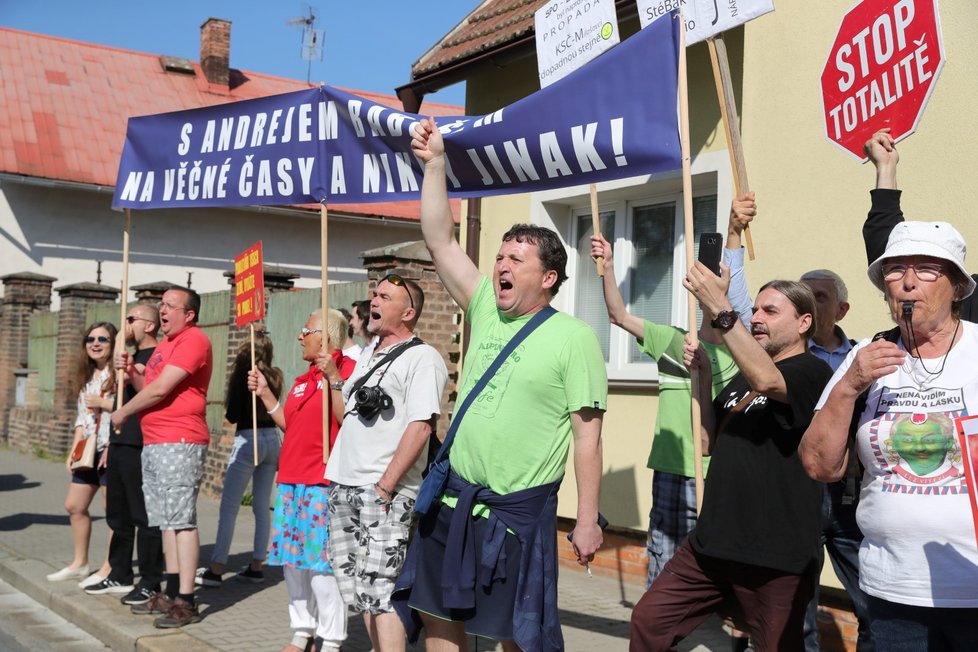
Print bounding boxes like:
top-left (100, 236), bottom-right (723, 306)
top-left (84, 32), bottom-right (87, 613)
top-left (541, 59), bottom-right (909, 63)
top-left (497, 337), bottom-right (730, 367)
top-left (863, 128), bottom-right (903, 264)
top-left (412, 118), bottom-right (482, 312)
top-left (684, 261), bottom-right (791, 403)
top-left (590, 233), bottom-right (645, 339)
top-left (723, 192), bottom-right (756, 327)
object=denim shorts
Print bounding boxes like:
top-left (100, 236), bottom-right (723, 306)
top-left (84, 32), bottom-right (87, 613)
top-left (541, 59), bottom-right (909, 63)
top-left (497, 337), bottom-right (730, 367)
top-left (70, 449), bottom-right (108, 487)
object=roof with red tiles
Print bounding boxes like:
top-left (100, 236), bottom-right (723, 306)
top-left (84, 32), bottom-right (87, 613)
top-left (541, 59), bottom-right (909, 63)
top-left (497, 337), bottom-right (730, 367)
top-left (412, 0), bottom-right (546, 78)
top-left (0, 26), bottom-right (462, 222)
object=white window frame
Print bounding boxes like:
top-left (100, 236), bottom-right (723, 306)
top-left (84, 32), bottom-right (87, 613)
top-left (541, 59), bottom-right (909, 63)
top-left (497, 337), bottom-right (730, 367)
top-left (529, 149), bottom-right (733, 384)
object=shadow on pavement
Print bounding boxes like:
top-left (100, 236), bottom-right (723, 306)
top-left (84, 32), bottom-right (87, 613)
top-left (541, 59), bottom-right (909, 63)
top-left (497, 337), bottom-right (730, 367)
top-left (559, 607), bottom-right (630, 640)
top-left (0, 474), bottom-right (42, 491)
top-left (0, 512), bottom-right (72, 531)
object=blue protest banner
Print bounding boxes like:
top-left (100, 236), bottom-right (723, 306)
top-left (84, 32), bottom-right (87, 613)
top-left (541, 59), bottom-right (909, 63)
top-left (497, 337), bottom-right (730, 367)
top-left (112, 13), bottom-right (680, 209)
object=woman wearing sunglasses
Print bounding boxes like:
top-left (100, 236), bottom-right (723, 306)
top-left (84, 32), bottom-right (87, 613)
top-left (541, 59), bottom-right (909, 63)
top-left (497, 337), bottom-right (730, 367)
top-left (47, 321), bottom-right (119, 586)
top-left (249, 309), bottom-right (356, 652)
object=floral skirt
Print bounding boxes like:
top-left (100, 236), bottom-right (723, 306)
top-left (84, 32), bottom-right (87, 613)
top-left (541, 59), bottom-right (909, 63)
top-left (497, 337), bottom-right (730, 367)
top-left (267, 483), bottom-right (332, 573)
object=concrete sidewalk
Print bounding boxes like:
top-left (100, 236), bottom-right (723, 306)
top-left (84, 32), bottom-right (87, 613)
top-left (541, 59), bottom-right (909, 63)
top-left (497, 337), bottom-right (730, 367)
top-left (0, 446), bottom-right (730, 651)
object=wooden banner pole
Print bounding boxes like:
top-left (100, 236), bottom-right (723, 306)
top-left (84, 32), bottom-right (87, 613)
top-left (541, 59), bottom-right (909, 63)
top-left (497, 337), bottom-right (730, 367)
top-left (116, 209), bottom-right (131, 424)
top-left (321, 202), bottom-right (330, 465)
top-left (589, 184), bottom-right (605, 277)
top-left (251, 323), bottom-right (258, 466)
top-left (707, 34), bottom-right (755, 260)
top-left (678, 11), bottom-right (705, 514)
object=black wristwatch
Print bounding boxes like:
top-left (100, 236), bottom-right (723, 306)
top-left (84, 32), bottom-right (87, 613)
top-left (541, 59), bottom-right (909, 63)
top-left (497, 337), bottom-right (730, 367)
top-left (710, 310), bottom-right (738, 331)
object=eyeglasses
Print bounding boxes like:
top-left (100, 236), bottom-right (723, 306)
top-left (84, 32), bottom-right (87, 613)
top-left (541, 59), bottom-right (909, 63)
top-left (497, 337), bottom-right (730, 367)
top-left (125, 316), bottom-right (150, 324)
top-left (299, 327), bottom-right (322, 337)
top-left (382, 274), bottom-right (415, 310)
top-left (85, 336), bottom-right (111, 344)
top-left (882, 262), bottom-right (945, 283)
top-left (156, 301), bottom-right (188, 312)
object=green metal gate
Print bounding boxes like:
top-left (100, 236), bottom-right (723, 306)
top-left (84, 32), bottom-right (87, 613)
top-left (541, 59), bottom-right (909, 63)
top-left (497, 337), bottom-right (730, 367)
top-left (266, 281), bottom-right (369, 386)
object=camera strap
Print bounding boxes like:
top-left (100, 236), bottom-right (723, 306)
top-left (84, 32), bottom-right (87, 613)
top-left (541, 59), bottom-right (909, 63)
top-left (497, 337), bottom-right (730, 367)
top-left (348, 337), bottom-right (425, 396)
top-left (432, 306), bottom-right (557, 466)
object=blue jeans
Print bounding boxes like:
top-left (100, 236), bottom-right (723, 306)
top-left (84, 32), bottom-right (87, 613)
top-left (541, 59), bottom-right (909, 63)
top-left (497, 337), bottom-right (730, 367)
top-left (804, 483), bottom-right (873, 652)
top-left (866, 595), bottom-right (978, 651)
top-left (211, 427), bottom-right (281, 565)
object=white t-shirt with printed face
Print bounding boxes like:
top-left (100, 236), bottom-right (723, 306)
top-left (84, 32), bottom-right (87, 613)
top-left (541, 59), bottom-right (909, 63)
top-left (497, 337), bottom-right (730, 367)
top-left (816, 320), bottom-right (978, 607)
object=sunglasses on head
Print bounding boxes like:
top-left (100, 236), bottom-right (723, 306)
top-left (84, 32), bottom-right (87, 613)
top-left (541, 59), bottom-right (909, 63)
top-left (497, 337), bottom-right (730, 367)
top-left (382, 274), bottom-right (415, 310)
top-left (86, 336), bottom-right (111, 344)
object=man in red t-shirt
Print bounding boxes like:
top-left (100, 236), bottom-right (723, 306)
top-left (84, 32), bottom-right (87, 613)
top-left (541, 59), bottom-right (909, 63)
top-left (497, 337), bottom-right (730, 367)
top-left (112, 285), bottom-right (212, 628)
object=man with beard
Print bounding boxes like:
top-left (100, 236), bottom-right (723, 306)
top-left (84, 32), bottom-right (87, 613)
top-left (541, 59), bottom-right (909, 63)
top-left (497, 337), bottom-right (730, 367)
top-left (630, 271), bottom-right (832, 652)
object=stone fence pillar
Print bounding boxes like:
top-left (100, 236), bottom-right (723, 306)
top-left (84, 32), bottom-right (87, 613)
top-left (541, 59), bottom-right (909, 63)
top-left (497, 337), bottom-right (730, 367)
top-left (0, 272), bottom-right (56, 436)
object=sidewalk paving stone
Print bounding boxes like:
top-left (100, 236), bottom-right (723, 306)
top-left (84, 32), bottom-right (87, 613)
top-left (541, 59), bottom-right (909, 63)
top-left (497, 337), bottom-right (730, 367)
top-left (0, 445), bottom-right (729, 651)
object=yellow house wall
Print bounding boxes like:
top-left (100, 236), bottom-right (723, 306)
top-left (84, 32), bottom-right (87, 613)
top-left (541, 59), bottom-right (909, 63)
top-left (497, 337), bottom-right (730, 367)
top-left (450, 1), bottom-right (977, 590)
top-left (739, 0), bottom-right (978, 340)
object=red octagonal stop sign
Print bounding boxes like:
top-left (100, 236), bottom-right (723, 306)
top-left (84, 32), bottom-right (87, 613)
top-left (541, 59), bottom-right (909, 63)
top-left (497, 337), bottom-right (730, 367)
top-left (821, 0), bottom-right (944, 161)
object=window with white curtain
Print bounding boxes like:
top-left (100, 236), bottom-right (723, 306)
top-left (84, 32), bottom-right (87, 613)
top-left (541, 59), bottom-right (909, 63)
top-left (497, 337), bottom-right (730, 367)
top-left (571, 193), bottom-right (719, 380)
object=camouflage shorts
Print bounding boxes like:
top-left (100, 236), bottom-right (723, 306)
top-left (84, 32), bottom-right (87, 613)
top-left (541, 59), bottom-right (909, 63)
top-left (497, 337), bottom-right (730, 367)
top-left (327, 483), bottom-right (415, 614)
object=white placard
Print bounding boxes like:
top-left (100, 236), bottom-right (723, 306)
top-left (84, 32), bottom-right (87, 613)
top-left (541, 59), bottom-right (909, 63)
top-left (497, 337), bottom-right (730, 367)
top-left (535, 0), bottom-right (621, 88)
top-left (637, 0), bottom-right (775, 46)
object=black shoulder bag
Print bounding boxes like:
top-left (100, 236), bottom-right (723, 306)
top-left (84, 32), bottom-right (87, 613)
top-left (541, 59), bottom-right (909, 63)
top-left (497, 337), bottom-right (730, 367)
top-left (414, 307), bottom-right (557, 515)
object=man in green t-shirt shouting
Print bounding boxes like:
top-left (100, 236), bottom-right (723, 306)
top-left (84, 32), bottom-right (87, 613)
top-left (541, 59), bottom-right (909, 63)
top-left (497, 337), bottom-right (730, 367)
top-left (394, 118), bottom-right (608, 652)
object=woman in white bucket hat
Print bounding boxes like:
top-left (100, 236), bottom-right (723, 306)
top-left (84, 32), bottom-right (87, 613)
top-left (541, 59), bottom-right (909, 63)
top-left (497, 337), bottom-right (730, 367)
top-left (800, 213), bottom-right (978, 650)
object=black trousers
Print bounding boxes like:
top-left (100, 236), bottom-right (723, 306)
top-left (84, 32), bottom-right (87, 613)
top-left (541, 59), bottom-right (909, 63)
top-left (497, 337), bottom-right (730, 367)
top-left (105, 444), bottom-right (164, 589)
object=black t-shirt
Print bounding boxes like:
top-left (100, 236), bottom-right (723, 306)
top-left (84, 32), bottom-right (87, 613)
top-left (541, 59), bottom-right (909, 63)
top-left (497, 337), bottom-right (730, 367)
top-left (113, 346), bottom-right (155, 447)
top-left (689, 351), bottom-right (832, 574)
top-left (224, 361), bottom-right (278, 431)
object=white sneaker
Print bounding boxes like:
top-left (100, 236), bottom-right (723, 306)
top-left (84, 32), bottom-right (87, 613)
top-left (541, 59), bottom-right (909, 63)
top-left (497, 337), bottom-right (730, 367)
top-left (78, 572), bottom-right (108, 589)
top-left (46, 566), bottom-right (90, 582)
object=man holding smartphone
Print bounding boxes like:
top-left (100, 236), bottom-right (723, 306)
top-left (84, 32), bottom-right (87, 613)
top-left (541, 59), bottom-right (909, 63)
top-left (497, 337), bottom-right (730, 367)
top-left (724, 194), bottom-right (872, 652)
top-left (631, 265), bottom-right (831, 651)
top-left (590, 233), bottom-right (739, 591)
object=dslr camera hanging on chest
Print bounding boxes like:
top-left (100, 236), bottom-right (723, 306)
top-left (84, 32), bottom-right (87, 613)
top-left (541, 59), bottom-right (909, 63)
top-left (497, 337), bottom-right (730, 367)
top-left (354, 384), bottom-right (393, 420)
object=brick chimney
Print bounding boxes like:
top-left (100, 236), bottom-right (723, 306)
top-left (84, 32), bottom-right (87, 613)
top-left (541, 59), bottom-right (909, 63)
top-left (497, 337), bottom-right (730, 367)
top-left (200, 18), bottom-right (231, 86)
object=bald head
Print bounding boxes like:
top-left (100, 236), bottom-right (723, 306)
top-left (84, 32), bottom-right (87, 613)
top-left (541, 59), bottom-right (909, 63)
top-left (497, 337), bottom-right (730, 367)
top-left (127, 303), bottom-right (160, 349)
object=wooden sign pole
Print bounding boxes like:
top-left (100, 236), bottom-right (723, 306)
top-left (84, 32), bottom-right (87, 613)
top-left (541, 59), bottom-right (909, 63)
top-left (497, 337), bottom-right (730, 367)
top-left (321, 202), bottom-right (330, 465)
top-left (678, 11), bottom-right (705, 514)
top-left (589, 184), bottom-right (605, 277)
top-left (251, 323), bottom-right (258, 465)
top-left (115, 209), bottom-right (131, 424)
top-left (707, 34), bottom-right (755, 260)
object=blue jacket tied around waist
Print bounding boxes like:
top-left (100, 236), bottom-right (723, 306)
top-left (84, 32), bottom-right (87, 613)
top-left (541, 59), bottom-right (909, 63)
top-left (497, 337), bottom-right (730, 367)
top-left (392, 471), bottom-right (565, 652)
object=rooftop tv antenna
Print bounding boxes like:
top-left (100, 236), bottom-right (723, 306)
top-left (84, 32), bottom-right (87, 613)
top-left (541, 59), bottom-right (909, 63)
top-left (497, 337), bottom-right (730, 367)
top-left (286, 5), bottom-right (324, 84)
